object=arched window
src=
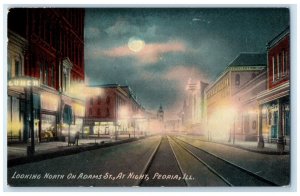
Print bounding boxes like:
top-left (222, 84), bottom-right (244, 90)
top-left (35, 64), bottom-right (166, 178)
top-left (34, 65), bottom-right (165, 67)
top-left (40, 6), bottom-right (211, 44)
top-left (235, 74), bottom-right (240, 86)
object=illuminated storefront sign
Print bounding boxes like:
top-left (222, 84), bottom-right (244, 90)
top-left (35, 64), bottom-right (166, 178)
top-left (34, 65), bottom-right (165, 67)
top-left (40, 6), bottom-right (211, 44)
top-left (8, 77), bottom-right (40, 87)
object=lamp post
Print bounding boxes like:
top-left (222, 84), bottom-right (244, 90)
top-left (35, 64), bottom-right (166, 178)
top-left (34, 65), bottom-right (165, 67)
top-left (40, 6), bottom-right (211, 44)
top-left (258, 105), bottom-right (265, 148)
top-left (29, 84), bottom-right (35, 155)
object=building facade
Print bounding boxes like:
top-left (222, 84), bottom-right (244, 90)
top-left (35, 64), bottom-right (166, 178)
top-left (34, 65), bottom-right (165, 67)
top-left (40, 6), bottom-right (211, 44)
top-left (205, 53), bottom-right (266, 141)
top-left (84, 84), bottom-right (146, 138)
top-left (257, 27), bottom-right (290, 151)
top-left (232, 69), bottom-right (267, 142)
top-left (7, 8), bottom-right (85, 143)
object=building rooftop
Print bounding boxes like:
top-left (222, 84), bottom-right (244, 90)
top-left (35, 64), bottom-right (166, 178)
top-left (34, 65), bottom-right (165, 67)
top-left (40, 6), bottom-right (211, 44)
top-left (267, 26), bottom-right (289, 48)
top-left (227, 52), bottom-right (267, 67)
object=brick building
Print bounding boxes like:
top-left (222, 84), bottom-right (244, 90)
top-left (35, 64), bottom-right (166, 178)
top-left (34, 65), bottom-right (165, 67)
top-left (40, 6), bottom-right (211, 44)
top-left (84, 84), bottom-right (146, 138)
top-left (257, 27), bottom-right (290, 151)
top-left (7, 8), bottom-right (85, 143)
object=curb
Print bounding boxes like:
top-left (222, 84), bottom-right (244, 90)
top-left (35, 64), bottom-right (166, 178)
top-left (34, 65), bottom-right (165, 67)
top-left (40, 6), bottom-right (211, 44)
top-left (8, 137), bottom-right (142, 168)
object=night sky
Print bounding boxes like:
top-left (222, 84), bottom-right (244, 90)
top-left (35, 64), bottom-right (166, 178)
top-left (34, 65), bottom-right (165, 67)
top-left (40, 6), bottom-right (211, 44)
top-left (84, 8), bottom-right (289, 118)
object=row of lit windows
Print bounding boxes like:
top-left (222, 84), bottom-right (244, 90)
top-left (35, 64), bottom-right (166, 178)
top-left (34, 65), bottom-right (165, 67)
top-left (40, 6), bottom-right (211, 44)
top-left (272, 50), bottom-right (289, 82)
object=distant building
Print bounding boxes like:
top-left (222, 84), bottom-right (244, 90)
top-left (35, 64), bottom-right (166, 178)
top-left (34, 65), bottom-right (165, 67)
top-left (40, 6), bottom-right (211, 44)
top-left (7, 8), bottom-right (85, 143)
top-left (181, 79), bottom-right (208, 134)
top-left (257, 27), bottom-right (290, 151)
top-left (184, 79), bottom-right (200, 124)
top-left (157, 104), bottom-right (164, 122)
top-left (84, 84), bottom-right (145, 138)
top-left (205, 53), bottom-right (267, 141)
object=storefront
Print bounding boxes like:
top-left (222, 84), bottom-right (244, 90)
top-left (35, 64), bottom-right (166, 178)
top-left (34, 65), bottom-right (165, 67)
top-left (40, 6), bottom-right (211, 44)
top-left (40, 90), bottom-right (59, 142)
top-left (261, 97), bottom-right (290, 144)
top-left (7, 95), bottom-right (24, 143)
top-left (257, 82), bottom-right (290, 150)
top-left (7, 77), bottom-right (41, 144)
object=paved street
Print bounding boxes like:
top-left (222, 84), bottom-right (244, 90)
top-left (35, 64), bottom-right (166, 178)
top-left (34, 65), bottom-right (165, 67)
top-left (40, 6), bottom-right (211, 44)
top-left (7, 134), bottom-right (290, 187)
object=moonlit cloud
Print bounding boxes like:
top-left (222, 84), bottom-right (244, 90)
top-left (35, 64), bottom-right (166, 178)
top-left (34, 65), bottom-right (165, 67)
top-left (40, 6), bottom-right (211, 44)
top-left (100, 41), bottom-right (187, 64)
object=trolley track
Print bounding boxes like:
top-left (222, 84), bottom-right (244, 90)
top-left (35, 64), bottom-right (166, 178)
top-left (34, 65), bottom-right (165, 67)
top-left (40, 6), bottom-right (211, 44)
top-left (137, 136), bottom-right (187, 186)
top-left (170, 136), bottom-right (278, 186)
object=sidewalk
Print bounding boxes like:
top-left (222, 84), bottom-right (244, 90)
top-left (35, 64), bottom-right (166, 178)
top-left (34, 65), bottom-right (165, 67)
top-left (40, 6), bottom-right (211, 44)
top-left (182, 135), bottom-right (290, 155)
top-left (7, 136), bottom-right (142, 167)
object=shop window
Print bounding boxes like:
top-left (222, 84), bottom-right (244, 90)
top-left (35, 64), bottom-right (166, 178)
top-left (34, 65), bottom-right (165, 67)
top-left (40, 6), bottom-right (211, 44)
top-left (235, 74), bottom-right (240, 86)
top-left (268, 111), bottom-right (272, 125)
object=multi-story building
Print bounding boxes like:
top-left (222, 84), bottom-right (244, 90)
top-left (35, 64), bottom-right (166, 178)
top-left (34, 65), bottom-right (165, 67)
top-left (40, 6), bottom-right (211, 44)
top-left (7, 8), bottom-right (85, 143)
top-left (257, 27), bottom-right (290, 151)
top-left (181, 79), bottom-right (208, 134)
top-left (84, 84), bottom-right (145, 138)
top-left (205, 53), bottom-right (266, 141)
top-left (232, 69), bottom-right (267, 141)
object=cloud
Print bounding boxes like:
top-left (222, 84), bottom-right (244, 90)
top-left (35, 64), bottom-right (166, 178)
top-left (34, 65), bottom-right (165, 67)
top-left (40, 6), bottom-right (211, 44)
top-left (100, 41), bottom-right (186, 64)
top-left (85, 27), bottom-right (101, 38)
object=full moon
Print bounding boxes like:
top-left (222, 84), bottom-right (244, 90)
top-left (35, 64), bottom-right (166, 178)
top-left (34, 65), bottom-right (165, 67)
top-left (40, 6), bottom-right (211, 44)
top-left (128, 37), bottom-right (145, 52)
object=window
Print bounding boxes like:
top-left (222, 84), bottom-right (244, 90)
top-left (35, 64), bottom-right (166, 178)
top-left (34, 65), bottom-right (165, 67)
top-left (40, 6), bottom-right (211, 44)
top-left (40, 61), bottom-right (44, 83)
top-left (98, 96), bottom-right (101, 105)
top-left (272, 56), bottom-right (276, 81)
top-left (51, 64), bottom-right (55, 87)
top-left (44, 62), bottom-right (48, 85)
top-left (278, 53), bottom-right (282, 77)
top-left (235, 74), bottom-right (240, 86)
top-left (106, 96), bottom-right (110, 104)
top-left (106, 108), bottom-right (110, 117)
top-left (285, 51), bottom-right (289, 75)
top-left (90, 98), bottom-right (93, 105)
top-left (276, 54), bottom-right (280, 79)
